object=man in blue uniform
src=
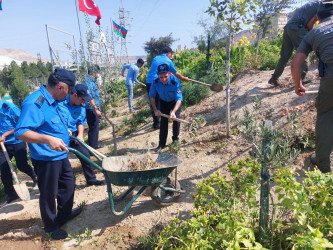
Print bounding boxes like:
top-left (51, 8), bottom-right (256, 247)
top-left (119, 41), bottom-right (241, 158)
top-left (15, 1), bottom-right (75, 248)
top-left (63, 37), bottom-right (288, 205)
top-left (146, 47), bottom-right (189, 130)
top-left (0, 94), bottom-right (37, 209)
top-left (14, 68), bottom-right (81, 240)
top-left (58, 84), bottom-right (103, 186)
top-left (149, 64), bottom-right (183, 152)
top-left (121, 58), bottom-right (145, 113)
top-left (268, 1), bottom-right (321, 86)
top-left (291, 1), bottom-right (333, 173)
top-left (82, 65), bottom-right (102, 149)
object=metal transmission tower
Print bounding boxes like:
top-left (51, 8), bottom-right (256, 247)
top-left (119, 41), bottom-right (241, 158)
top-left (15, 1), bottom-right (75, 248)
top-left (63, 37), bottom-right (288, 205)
top-left (119, 1), bottom-right (129, 64)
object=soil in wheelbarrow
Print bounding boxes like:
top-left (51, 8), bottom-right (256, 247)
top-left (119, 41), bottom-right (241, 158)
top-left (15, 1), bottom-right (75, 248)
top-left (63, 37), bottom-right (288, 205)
top-left (0, 65), bottom-right (322, 249)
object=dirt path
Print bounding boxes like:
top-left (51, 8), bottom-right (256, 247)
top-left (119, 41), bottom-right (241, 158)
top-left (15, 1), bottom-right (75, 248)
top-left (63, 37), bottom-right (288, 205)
top-left (0, 65), bottom-right (321, 249)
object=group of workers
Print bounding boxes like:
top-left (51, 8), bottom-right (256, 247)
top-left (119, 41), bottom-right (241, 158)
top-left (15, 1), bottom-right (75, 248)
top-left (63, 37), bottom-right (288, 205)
top-left (122, 46), bottom-right (189, 152)
top-left (269, 0), bottom-right (333, 173)
top-left (0, 0), bottom-right (332, 241)
top-left (0, 67), bottom-right (103, 240)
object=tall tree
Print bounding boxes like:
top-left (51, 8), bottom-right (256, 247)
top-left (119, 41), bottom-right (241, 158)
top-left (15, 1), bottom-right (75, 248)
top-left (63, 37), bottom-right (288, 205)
top-left (253, 0), bottom-right (294, 60)
top-left (143, 33), bottom-right (176, 66)
top-left (207, 0), bottom-right (257, 137)
top-left (9, 67), bottom-right (30, 107)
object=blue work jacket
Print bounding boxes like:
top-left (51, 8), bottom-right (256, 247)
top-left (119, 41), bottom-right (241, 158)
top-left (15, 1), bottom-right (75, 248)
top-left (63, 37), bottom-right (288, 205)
top-left (146, 54), bottom-right (177, 84)
top-left (82, 75), bottom-right (101, 110)
top-left (0, 99), bottom-right (22, 144)
top-left (14, 85), bottom-right (69, 161)
top-left (149, 75), bottom-right (183, 102)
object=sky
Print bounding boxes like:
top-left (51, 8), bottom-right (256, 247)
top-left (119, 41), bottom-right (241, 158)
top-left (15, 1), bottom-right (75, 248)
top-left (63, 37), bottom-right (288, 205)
top-left (0, 0), bottom-right (212, 60)
top-left (0, 0), bottom-right (303, 62)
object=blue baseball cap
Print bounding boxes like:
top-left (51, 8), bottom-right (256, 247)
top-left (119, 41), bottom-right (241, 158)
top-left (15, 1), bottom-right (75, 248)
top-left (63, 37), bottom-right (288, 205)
top-left (74, 84), bottom-right (92, 102)
top-left (157, 64), bottom-right (170, 74)
top-left (54, 68), bottom-right (76, 92)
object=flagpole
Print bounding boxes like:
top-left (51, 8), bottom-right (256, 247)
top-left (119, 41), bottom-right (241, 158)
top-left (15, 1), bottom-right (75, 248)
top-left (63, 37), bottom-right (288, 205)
top-left (74, 0), bottom-right (88, 72)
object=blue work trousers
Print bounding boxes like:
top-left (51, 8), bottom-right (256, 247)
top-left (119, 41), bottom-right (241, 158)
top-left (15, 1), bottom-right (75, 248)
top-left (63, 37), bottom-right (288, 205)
top-left (32, 158), bottom-right (75, 232)
top-left (86, 109), bottom-right (100, 149)
top-left (126, 84), bottom-right (134, 111)
top-left (146, 82), bottom-right (160, 128)
top-left (159, 99), bottom-right (181, 147)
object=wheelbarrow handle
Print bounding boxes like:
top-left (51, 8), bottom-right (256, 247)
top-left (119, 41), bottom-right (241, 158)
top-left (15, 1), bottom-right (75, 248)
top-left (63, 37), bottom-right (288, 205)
top-left (304, 90), bottom-right (318, 94)
top-left (68, 147), bottom-right (104, 172)
top-left (159, 113), bottom-right (191, 124)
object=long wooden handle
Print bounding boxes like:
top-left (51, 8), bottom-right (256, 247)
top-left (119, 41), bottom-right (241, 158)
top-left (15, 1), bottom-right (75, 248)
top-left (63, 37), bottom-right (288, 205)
top-left (304, 90), bottom-right (318, 94)
top-left (85, 144), bottom-right (107, 159)
top-left (160, 113), bottom-right (191, 124)
top-left (189, 78), bottom-right (212, 87)
top-left (0, 142), bottom-right (19, 183)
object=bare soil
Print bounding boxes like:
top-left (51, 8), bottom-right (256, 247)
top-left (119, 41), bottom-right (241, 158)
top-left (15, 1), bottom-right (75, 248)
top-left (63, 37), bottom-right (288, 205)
top-left (0, 65), bottom-right (323, 249)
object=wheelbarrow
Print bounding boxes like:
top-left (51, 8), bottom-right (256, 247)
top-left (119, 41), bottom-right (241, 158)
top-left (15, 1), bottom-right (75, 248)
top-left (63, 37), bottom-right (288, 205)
top-left (68, 137), bottom-right (184, 216)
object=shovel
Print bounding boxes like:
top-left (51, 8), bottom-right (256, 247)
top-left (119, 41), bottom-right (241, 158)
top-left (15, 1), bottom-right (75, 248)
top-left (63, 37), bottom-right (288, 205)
top-left (189, 78), bottom-right (223, 92)
top-left (304, 90), bottom-right (318, 94)
top-left (0, 142), bottom-right (30, 201)
top-left (159, 113), bottom-right (191, 124)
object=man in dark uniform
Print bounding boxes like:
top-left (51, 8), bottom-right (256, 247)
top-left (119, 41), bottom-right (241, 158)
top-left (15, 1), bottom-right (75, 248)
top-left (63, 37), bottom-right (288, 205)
top-left (149, 64), bottom-right (183, 152)
top-left (269, 1), bottom-right (322, 86)
top-left (0, 94), bottom-right (37, 209)
top-left (146, 47), bottom-right (189, 130)
top-left (58, 84), bottom-right (103, 186)
top-left (291, 0), bottom-right (333, 173)
top-left (82, 65), bottom-right (102, 149)
top-left (14, 68), bottom-right (81, 240)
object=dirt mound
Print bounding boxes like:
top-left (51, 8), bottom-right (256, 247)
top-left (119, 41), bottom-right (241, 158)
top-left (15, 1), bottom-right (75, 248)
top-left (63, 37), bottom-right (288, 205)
top-left (0, 65), bottom-right (321, 248)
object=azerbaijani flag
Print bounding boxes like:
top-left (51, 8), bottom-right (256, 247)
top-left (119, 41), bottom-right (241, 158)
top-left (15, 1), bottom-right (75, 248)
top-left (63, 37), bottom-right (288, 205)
top-left (0, 0), bottom-right (3, 11)
top-left (112, 21), bottom-right (128, 38)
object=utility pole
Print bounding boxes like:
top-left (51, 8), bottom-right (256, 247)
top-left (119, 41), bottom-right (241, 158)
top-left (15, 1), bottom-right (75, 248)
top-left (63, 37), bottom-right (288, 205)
top-left (119, 0), bottom-right (129, 64)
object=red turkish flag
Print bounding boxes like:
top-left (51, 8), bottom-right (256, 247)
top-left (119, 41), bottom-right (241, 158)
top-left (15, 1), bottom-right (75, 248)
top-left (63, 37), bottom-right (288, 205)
top-left (78, 0), bottom-right (102, 25)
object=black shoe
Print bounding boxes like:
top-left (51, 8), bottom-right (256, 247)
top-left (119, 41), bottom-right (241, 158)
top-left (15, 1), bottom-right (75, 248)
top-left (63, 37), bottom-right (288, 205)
top-left (268, 77), bottom-right (279, 86)
top-left (58, 207), bottom-right (82, 227)
top-left (310, 153), bottom-right (317, 165)
top-left (95, 145), bottom-right (103, 149)
top-left (87, 180), bottom-right (104, 186)
top-left (153, 124), bottom-right (160, 130)
top-left (0, 194), bottom-right (20, 209)
top-left (32, 176), bottom-right (38, 187)
top-left (50, 228), bottom-right (68, 240)
top-left (154, 145), bottom-right (165, 153)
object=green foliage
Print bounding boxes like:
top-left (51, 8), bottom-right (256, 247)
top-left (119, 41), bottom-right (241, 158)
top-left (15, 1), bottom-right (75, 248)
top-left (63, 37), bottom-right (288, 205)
top-left (144, 33), bottom-right (176, 66)
top-left (123, 109), bottom-right (151, 136)
top-left (9, 67), bottom-right (31, 107)
top-left (182, 83), bottom-right (211, 109)
top-left (141, 158), bottom-right (333, 249)
top-left (0, 82), bottom-right (6, 97)
top-left (150, 158), bottom-right (262, 249)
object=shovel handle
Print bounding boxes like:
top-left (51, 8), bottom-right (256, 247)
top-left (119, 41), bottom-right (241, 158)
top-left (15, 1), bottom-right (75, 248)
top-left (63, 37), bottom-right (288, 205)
top-left (304, 90), bottom-right (318, 94)
top-left (160, 113), bottom-right (191, 124)
top-left (0, 142), bottom-right (19, 183)
top-left (188, 78), bottom-right (212, 87)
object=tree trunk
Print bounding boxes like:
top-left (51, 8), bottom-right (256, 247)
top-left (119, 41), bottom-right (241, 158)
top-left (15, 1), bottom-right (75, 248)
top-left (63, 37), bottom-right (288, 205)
top-left (255, 31), bottom-right (261, 62)
top-left (225, 33), bottom-right (231, 137)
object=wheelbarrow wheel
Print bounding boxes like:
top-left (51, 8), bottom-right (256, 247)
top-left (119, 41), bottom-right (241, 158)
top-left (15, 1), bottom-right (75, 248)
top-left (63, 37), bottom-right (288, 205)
top-left (151, 177), bottom-right (181, 207)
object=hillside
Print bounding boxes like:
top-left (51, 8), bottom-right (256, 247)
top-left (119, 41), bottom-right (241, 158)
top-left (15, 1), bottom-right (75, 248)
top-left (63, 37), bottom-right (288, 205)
top-left (0, 64), bottom-right (323, 249)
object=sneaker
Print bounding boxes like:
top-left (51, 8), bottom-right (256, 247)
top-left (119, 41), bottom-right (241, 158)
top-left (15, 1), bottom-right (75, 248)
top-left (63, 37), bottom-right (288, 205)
top-left (58, 207), bottom-right (82, 227)
top-left (51, 228), bottom-right (68, 240)
top-left (268, 77), bottom-right (279, 86)
top-left (154, 145), bottom-right (165, 153)
top-left (87, 180), bottom-right (104, 186)
top-left (310, 153), bottom-right (317, 165)
top-left (0, 194), bottom-right (20, 209)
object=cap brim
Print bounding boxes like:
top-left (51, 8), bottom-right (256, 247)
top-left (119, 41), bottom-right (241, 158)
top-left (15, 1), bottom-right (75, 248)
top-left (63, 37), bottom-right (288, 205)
top-left (81, 95), bottom-right (92, 102)
top-left (158, 71), bottom-right (169, 74)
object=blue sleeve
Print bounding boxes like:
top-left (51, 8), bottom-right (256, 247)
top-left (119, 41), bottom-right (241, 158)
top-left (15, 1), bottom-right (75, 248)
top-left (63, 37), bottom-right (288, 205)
top-left (121, 64), bottom-right (130, 75)
top-left (149, 83), bottom-right (157, 98)
top-left (169, 61), bottom-right (178, 74)
top-left (133, 67), bottom-right (140, 84)
top-left (14, 102), bottom-right (44, 138)
top-left (78, 108), bottom-right (87, 126)
top-left (175, 80), bottom-right (183, 101)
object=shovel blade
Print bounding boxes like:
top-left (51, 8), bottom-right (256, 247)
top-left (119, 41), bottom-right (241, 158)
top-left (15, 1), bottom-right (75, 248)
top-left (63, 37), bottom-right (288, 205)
top-left (211, 83), bottom-right (223, 92)
top-left (13, 183), bottom-right (30, 201)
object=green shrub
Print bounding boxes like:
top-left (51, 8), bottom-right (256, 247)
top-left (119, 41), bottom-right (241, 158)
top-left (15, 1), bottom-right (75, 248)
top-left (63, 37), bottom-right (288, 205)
top-left (182, 83), bottom-right (211, 109)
